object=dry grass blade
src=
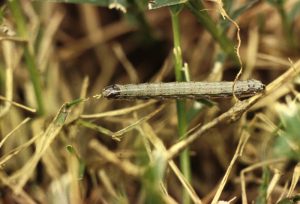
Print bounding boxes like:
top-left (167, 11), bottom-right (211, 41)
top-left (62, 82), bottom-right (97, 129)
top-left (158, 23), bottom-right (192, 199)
top-left (267, 169), bottom-right (282, 199)
top-left (0, 117), bottom-right (31, 148)
top-left (81, 100), bottom-right (157, 119)
top-left (243, 25), bottom-right (258, 79)
top-left (0, 40), bottom-right (14, 118)
top-left (251, 113), bottom-right (279, 133)
top-left (89, 139), bottom-right (141, 177)
top-left (0, 95), bottom-right (37, 113)
top-left (59, 20), bottom-right (135, 60)
top-left (8, 103), bottom-right (71, 193)
top-left (65, 78), bottom-right (89, 204)
top-left (37, 10), bottom-right (64, 72)
top-left (81, 104), bottom-right (164, 141)
top-left (151, 52), bottom-right (173, 83)
top-left (0, 36), bottom-right (27, 42)
top-left (168, 161), bottom-right (202, 204)
top-left (287, 163), bottom-right (300, 197)
top-left (257, 53), bottom-right (291, 67)
top-left (0, 133), bottom-right (40, 166)
top-left (112, 105), bottom-right (164, 138)
top-left (98, 170), bottom-right (118, 198)
top-left (78, 119), bottom-right (117, 140)
top-left (211, 131), bottom-right (250, 204)
top-left (0, 172), bottom-right (36, 204)
top-left (139, 123), bottom-right (202, 204)
top-left (240, 158), bottom-right (287, 204)
top-left (68, 76), bottom-right (89, 122)
top-left (112, 43), bottom-right (139, 83)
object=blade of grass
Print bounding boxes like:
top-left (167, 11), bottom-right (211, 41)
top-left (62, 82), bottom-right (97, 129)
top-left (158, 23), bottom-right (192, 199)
top-left (256, 167), bottom-right (271, 204)
top-left (8, 99), bottom-right (80, 193)
top-left (89, 139), bottom-right (141, 177)
top-left (112, 43), bottom-right (139, 83)
top-left (268, 0), bottom-right (298, 49)
top-left (267, 169), bottom-right (282, 199)
top-left (148, 0), bottom-right (187, 9)
top-left (81, 104), bottom-right (164, 141)
top-left (81, 100), bottom-right (156, 119)
top-left (98, 170), bottom-right (118, 198)
top-left (0, 172), bottom-right (36, 204)
top-left (138, 123), bottom-right (202, 203)
top-left (66, 145), bottom-right (85, 180)
top-left (211, 131), bottom-right (250, 204)
top-left (64, 79), bottom-right (89, 204)
top-left (287, 163), bottom-right (300, 197)
top-left (187, 0), bottom-right (238, 63)
top-left (0, 117), bottom-right (31, 148)
top-left (112, 105), bottom-right (164, 138)
top-left (0, 40), bottom-right (14, 118)
top-left (0, 133), bottom-right (40, 166)
top-left (77, 119), bottom-right (116, 139)
top-left (0, 95), bottom-right (37, 113)
top-left (8, 0), bottom-right (45, 115)
top-left (220, 0), bottom-right (259, 31)
top-left (240, 158), bottom-right (286, 204)
top-left (142, 149), bottom-right (167, 204)
top-left (170, 4), bottom-right (191, 204)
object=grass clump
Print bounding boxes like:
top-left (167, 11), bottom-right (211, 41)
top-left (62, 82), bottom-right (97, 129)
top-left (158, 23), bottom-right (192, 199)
top-left (1, 0), bottom-right (300, 203)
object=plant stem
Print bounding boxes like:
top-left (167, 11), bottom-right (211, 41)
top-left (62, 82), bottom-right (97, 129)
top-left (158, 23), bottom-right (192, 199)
top-left (170, 7), bottom-right (191, 204)
top-left (8, 0), bottom-right (45, 115)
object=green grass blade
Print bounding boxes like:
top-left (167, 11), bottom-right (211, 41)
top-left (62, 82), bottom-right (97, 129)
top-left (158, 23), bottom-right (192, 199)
top-left (220, 0), bottom-right (259, 30)
top-left (8, 0), bottom-right (45, 115)
top-left (148, 0), bottom-right (187, 10)
top-left (255, 167), bottom-right (270, 204)
top-left (170, 6), bottom-right (191, 204)
top-left (66, 145), bottom-right (86, 179)
top-left (187, 0), bottom-right (238, 63)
